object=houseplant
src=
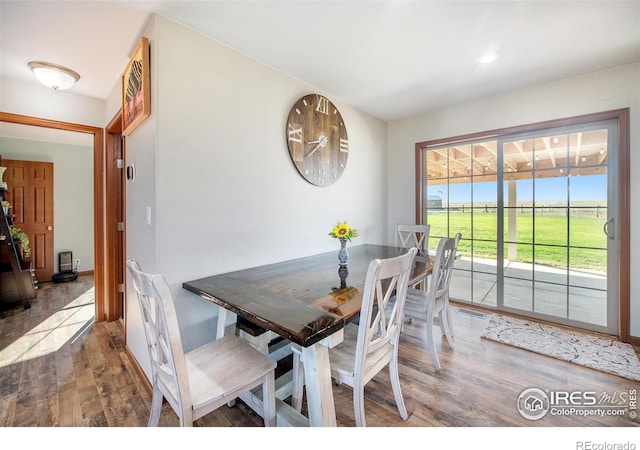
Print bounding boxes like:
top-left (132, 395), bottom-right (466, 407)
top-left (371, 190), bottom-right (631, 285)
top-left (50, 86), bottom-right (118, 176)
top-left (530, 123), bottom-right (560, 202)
top-left (9, 226), bottom-right (31, 259)
top-left (1, 200), bottom-right (9, 215)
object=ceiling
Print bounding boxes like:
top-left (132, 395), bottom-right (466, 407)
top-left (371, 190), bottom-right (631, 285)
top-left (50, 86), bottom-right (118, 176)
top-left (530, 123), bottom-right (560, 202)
top-left (1, 1), bottom-right (639, 124)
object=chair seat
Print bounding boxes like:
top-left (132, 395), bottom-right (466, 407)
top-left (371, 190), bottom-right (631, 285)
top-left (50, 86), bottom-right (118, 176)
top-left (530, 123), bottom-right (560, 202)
top-left (329, 323), bottom-right (395, 385)
top-left (184, 334), bottom-right (277, 411)
top-left (405, 287), bottom-right (427, 305)
top-left (404, 288), bottom-right (446, 321)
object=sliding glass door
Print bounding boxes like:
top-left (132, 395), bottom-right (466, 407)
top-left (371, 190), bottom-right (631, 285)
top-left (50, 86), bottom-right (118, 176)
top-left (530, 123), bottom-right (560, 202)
top-left (422, 119), bottom-right (618, 334)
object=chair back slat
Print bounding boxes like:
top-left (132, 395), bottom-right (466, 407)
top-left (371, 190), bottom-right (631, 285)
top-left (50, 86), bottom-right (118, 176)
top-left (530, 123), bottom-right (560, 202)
top-left (429, 235), bottom-right (459, 309)
top-left (355, 248), bottom-right (417, 371)
top-left (395, 224), bottom-right (430, 253)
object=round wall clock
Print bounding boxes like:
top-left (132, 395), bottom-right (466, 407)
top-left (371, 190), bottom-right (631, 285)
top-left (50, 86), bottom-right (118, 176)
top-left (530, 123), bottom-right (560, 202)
top-left (286, 94), bottom-right (349, 186)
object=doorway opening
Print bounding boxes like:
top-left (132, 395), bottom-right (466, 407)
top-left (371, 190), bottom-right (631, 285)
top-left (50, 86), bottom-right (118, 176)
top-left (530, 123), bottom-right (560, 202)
top-left (0, 112), bottom-right (112, 321)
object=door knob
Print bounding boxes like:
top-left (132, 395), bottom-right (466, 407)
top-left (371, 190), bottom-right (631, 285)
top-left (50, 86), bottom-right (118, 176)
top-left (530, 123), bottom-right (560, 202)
top-left (46, 225), bottom-right (53, 231)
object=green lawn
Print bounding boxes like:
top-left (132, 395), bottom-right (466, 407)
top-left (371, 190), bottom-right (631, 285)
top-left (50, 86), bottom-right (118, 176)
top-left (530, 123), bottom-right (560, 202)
top-left (427, 211), bottom-right (607, 271)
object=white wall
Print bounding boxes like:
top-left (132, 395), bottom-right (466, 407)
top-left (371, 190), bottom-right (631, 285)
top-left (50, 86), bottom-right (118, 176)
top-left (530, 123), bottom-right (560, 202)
top-left (0, 137), bottom-right (94, 272)
top-left (387, 63), bottom-right (640, 337)
top-left (122, 16), bottom-right (389, 377)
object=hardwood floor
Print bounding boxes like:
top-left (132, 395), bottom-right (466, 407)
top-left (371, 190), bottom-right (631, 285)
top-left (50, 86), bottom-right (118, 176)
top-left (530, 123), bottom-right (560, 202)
top-left (0, 274), bottom-right (638, 428)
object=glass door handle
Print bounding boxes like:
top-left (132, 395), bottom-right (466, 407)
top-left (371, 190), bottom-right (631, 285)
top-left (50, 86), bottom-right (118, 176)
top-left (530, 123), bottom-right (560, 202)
top-left (603, 218), bottom-right (614, 239)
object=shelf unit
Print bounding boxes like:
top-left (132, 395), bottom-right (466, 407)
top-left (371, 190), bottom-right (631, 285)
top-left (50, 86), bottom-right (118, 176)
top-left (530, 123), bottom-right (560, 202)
top-left (0, 188), bottom-right (37, 308)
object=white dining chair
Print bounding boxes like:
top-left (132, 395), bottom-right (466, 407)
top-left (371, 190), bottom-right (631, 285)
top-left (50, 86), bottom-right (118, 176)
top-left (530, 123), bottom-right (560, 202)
top-left (293, 247), bottom-right (418, 426)
top-left (395, 223), bottom-right (430, 254)
top-left (403, 233), bottom-right (460, 370)
top-left (395, 224), bottom-right (430, 290)
top-left (127, 259), bottom-right (277, 427)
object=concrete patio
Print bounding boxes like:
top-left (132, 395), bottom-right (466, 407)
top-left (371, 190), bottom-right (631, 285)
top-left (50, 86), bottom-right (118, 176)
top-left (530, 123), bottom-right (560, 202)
top-left (449, 256), bottom-right (607, 328)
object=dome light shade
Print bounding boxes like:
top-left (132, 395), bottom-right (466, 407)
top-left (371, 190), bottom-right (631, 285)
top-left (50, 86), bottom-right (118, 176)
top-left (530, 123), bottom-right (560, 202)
top-left (477, 52), bottom-right (501, 64)
top-left (28, 61), bottom-right (80, 90)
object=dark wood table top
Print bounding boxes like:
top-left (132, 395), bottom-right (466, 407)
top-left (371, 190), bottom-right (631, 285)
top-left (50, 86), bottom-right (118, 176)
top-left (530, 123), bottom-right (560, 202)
top-left (183, 244), bottom-right (432, 347)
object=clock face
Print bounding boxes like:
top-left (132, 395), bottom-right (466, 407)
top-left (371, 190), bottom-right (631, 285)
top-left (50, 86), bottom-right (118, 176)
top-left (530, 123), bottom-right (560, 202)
top-left (286, 94), bottom-right (349, 186)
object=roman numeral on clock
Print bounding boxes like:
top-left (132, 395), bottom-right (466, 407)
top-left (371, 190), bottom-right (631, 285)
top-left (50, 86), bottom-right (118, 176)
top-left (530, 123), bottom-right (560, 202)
top-left (315, 96), bottom-right (329, 115)
top-left (288, 123), bottom-right (302, 143)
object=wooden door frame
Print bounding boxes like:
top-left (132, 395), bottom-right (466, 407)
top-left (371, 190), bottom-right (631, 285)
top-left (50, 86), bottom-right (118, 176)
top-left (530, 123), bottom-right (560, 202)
top-left (0, 112), bottom-right (107, 321)
top-left (105, 111), bottom-right (124, 322)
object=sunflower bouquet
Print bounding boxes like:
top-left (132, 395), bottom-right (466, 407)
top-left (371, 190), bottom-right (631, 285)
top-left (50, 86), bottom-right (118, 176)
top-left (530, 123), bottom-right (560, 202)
top-left (328, 221), bottom-right (360, 241)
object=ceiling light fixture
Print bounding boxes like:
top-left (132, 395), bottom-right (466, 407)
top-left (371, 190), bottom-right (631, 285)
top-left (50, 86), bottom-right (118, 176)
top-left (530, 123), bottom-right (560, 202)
top-left (477, 52), bottom-right (501, 65)
top-left (28, 61), bottom-right (80, 90)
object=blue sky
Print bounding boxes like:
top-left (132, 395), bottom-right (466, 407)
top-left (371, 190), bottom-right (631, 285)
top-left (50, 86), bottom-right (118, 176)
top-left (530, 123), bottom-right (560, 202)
top-left (430, 174), bottom-right (607, 204)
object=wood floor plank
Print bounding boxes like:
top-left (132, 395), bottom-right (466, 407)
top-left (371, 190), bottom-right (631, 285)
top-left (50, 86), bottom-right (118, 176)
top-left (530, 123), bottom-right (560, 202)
top-left (0, 274), bottom-right (638, 428)
top-left (0, 393), bottom-right (16, 427)
top-left (74, 365), bottom-right (103, 422)
top-left (57, 381), bottom-right (80, 426)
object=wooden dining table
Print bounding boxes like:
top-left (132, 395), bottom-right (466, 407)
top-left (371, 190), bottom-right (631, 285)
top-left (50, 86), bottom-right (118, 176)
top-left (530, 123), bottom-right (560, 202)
top-left (182, 244), bottom-right (432, 427)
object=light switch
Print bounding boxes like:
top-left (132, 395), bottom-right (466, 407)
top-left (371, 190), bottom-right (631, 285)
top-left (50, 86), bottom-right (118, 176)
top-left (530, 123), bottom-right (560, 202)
top-left (146, 206), bottom-right (151, 225)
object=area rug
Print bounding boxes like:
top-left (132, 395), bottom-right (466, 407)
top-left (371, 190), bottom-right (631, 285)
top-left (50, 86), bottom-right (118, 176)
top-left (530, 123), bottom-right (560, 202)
top-left (481, 314), bottom-right (640, 381)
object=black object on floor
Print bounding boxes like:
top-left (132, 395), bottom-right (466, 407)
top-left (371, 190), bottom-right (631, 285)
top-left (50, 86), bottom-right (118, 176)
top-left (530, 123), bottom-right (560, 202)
top-left (52, 270), bottom-right (78, 283)
top-left (52, 251), bottom-right (78, 283)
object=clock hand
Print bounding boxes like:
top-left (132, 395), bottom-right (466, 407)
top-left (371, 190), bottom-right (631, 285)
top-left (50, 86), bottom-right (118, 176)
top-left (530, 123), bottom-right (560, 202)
top-left (305, 143), bottom-right (323, 159)
top-left (304, 135), bottom-right (328, 159)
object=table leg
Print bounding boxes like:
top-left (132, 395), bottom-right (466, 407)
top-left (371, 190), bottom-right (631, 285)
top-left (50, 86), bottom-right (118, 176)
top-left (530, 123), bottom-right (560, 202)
top-left (301, 343), bottom-right (337, 427)
top-left (217, 307), bottom-right (239, 408)
top-left (216, 307), bottom-right (238, 339)
top-left (216, 307), bottom-right (228, 339)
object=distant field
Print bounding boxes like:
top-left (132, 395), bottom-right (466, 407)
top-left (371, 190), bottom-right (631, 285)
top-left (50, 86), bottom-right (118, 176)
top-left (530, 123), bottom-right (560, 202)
top-left (427, 210), bottom-right (607, 271)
